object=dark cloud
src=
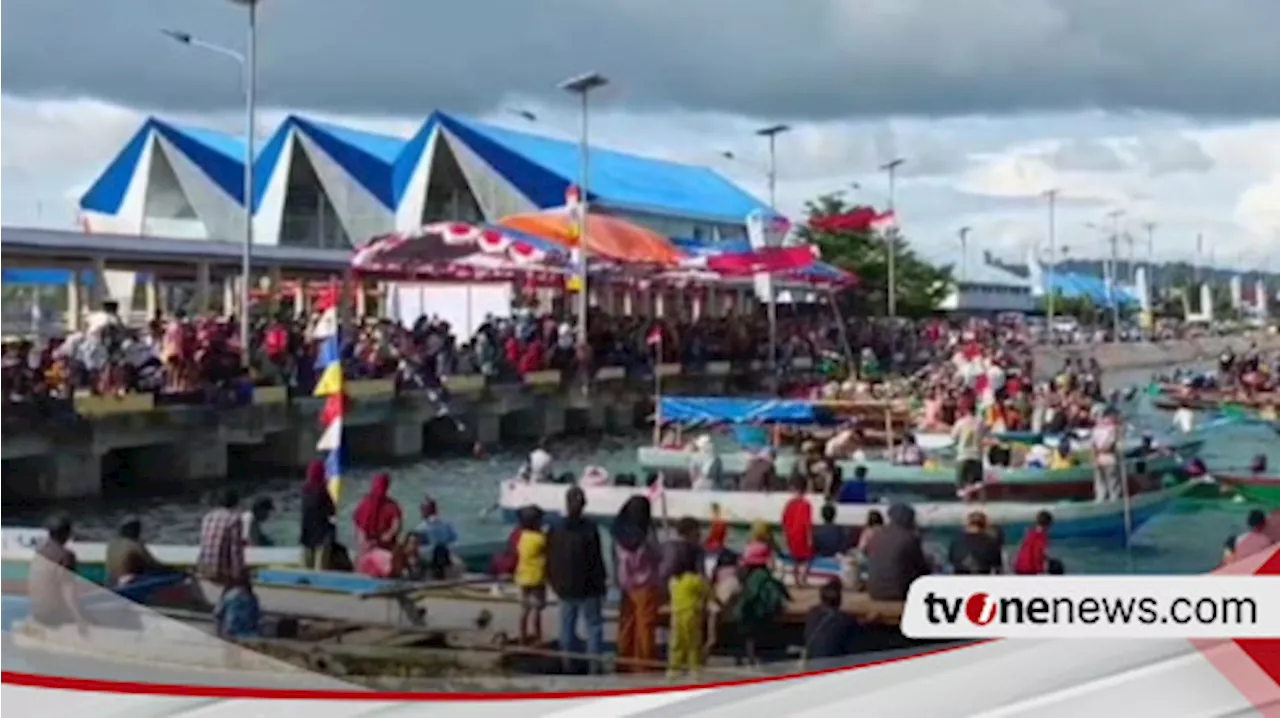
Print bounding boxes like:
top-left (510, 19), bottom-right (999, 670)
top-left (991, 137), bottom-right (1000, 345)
top-left (1047, 139), bottom-right (1128, 172)
top-left (3, 0), bottom-right (1280, 121)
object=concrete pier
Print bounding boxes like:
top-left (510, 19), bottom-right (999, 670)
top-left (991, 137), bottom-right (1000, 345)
top-left (1, 363), bottom-right (742, 502)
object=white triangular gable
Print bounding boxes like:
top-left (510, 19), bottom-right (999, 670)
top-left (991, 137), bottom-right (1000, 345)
top-left (154, 134), bottom-right (238, 241)
top-left (294, 132), bottom-right (394, 247)
top-left (252, 129), bottom-right (295, 247)
top-left (440, 128), bottom-right (539, 221)
top-left (394, 128), bottom-right (439, 232)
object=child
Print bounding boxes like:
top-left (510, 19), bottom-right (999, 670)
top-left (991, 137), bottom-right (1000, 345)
top-left (666, 544), bottom-right (710, 681)
top-left (735, 542), bottom-right (790, 666)
top-left (214, 569), bottom-right (261, 639)
top-left (855, 509), bottom-right (884, 555)
top-left (514, 506), bottom-right (547, 645)
top-left (704, 503), bottom-right (728, 556)
top-left (781, 476), bottom-right (814, 588)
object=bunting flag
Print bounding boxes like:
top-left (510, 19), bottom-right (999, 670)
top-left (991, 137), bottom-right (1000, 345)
top-left (312, 301), bottom-right (344, 503)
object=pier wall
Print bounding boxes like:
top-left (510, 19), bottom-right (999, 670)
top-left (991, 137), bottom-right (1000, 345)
top-left (1032, 333), bottom-right (1280, 381)
top-left (1, 360), bottom-right (785, 502)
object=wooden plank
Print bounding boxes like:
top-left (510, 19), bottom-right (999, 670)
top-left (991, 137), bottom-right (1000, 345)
top-left (74, 392), bottom-right (155, 417)
top-left (252, 386), bottom-right (288, 405)
top-left (346, 379), bottom-right (395, 400)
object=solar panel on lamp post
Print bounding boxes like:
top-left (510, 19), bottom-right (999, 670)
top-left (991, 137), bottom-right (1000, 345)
top-left (558, 72), bottom-right (608, 348)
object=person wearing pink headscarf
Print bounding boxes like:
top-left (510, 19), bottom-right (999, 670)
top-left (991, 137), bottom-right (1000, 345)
top-left (299, 460), bottom-right (336, 570)
top-left (352, 473), bottom-right (402, 577)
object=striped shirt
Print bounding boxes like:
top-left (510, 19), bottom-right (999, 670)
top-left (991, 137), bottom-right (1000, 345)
top-left (197, 507), bottom-right (245, 582)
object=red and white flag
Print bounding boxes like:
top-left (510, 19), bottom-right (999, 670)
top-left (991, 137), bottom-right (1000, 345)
top-left (646, 326), bottom-right (663, 347)
top-left (646, 473), bottom-right (665, 500)
top-left (870, 210), bottom-right (897, 232)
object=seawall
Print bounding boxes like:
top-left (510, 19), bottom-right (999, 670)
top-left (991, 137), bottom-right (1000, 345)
top-left (1031, 333), bottom-right (1280, 380)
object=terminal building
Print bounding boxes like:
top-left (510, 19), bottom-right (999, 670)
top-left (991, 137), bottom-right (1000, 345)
top-left (78, 111), bottom-right (771, 249)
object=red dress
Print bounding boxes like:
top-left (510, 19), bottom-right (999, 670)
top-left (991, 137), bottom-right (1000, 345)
top-left (781, 496), bottom-right (814, 562)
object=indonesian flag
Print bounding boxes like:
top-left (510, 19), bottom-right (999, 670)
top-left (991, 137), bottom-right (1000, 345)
top-left (808, 208), bottom-right (896, 233)
top-left (647, 326), bottom-right (663, 347)
top-left (647, 473), bottom-right (665, 500)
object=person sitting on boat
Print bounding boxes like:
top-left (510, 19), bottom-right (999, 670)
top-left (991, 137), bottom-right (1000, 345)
top-left (1251, 454), bottom-right (1269, 474)
top-left (28, 515), bottom-right (90, 633)
top-left (214, 568), bottom-right (260, 640)
top-left (1025, 442), bottom-right (1052, 469)
top-left (1172, 401), bottom-right (1196, 434)
top-left (836, 464), bottom-right (869, 504)
top-left (527, 440), bottom-right (554, 483)
top-left (241, 496), bottom-right (275, 548)
top-left (1226, 510), bottom-right (1275, 564)
top-left (892, 433), bottom-right (925, 466)
top-left (689, 435), bottom-right (724, 491)
top-left (948, 511), bottom-right (1003, 575)
top-left (352, 473), bottom-right (404, 578)
top-left (1048, 439), bottom-right (1075, 471)
top-left (864, 503), bottom-right (930, 601)
top-left (813, 503), bottom-right (852, 558)
top-left (1013, 511), bottom-right (1054, 575)
top-left (105, 516), bottom-right (169, 589)
top-left (740, 449), bottom-right (777, 493)
top-left (414, 497), bottom-right (461, 580)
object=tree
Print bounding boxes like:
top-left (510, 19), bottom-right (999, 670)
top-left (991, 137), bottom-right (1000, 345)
top-left (796, 193), bottom-right (953, 318)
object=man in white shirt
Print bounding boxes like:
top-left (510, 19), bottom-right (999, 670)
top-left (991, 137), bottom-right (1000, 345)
top-left (1090, 411), bottom-right (1122, 502)
top-left (1172, 403), bottom-right (1196, 434)
top-left (951, 406), bottom-right (986, 496)
top-left (528, 441), bottom-right (553, 483)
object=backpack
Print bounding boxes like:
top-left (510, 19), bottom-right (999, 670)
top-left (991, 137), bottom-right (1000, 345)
top-left (737, 569), bottom-right (788, 623)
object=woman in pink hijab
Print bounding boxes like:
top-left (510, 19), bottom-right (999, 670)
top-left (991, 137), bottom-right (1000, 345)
top-left (352, 473), bottom-right (403, 577)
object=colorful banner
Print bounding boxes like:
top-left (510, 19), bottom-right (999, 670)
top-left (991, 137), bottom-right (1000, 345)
top-left (311, 302), bottom-right (344, 503)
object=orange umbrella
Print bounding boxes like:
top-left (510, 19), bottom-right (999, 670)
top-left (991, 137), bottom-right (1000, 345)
top-left (498, 209), bottom-right (684, 267)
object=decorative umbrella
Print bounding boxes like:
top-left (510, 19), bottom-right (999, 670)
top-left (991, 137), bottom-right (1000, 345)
top-left (351, 222), bottom-right (569, 283)
top-left (678, 244), bottom-right (821, 276)
top-left (497, 210), bottom-right (685, 267)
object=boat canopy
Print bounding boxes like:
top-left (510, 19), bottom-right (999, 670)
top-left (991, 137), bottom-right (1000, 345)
top-left (658, 397), bottom-right (821, 425)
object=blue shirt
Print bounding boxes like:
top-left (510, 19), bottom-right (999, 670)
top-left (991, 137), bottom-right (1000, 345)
top-left (836, 479), bottom-right (868, 504)
top-left (215, 587), bottom-right (260, 638)
top-left (415, 519), bottom-right (458, 549)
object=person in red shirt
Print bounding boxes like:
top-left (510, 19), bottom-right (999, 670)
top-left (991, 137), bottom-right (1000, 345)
top-left (781, 476), bottom-right (815, 588)
top-left (1013, 510), bottom-right (1054, 575)
top-left (517, 340), bottom-right (544, 375)
top-left (704, 503), bottom-right (728, 555)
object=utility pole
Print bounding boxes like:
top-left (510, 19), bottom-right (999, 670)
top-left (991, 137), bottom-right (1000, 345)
top-left (1044, 189), bottom-right (1059, 331)
top-left (880, 158), bottom-right (905, 320)
top-left (957, 226), bottom-right (971, 282)
top-left (1107, 209), bottom-right (1124, 340)
top-left (756, 124), bottom-right (790, 391)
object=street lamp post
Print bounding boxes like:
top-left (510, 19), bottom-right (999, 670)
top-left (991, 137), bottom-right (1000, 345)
top-left (957, 226), bottom-right (971, 282)
top-left (1106, 209), bottom-right (1125, 340)
top-left (558, 72), bottom-right (609, 346)
top-left (879, 158), bottom-right (905, 320)
top-left (1043, 189), bottom-right (1059, 331)
top-left (161, 0), bottom-right (257, 364)
top-left (755, 124), bottom-right (790, 389)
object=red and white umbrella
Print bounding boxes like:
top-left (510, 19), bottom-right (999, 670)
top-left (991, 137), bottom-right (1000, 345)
top-left (351, 222), bottom-right (568, 283)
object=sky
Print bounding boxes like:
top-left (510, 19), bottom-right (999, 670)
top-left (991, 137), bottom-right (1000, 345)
top-left (3, 0), bottom-right (1279, 269)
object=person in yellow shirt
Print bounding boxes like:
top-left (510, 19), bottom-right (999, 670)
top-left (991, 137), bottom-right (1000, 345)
top-left (666, 545), bottom-right (710, 680)
top-left (1048, 440), bottom-right (1075, 471)
top-left (514, 508), bottom-right (547, 645)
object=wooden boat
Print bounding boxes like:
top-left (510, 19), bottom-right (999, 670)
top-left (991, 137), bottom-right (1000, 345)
top-left (1, 527), bottom-right (303, 584)
top-left (1211, 472), bottom-right (1280, 506)
top-left (499, 477), bottom-right (1200, 540)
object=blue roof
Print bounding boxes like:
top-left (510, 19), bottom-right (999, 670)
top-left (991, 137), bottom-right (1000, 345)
top-left (1045, 271), bottom-right (1137, 307)
top-left (81, 112), bottom-right (769, 225)
top-left (659, 397), bottom-right (821, 425)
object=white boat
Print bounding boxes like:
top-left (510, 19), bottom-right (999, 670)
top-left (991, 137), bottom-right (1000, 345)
top-left (499, 478), bottom-right (1200, 541)
top-left (2, 526), bottom-right (304, 582)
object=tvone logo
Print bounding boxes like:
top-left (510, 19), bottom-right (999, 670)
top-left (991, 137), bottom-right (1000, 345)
top-left (965, 592), bottom-right (998, 625)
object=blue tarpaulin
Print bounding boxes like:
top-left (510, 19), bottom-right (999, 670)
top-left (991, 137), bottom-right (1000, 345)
top-left (658, 397), bottom-right (819, 424)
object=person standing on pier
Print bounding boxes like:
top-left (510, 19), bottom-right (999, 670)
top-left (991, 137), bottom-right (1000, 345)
top-left (546, 486), bottom-right (607, 674)
top-left (197, 490), bottom-right (245, 585)
top-left (299, 460), bottom-right (336, 571)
